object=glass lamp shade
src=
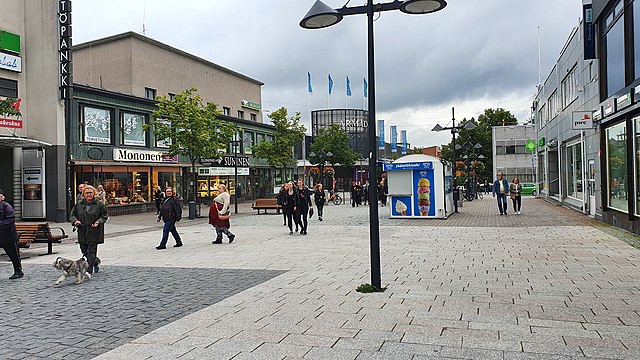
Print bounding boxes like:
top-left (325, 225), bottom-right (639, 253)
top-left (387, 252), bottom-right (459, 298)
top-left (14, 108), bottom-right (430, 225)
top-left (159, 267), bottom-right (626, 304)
top-left (300, 0), bottom-right (343, 29)
top-left (400, 0), bottom-right (447, 14)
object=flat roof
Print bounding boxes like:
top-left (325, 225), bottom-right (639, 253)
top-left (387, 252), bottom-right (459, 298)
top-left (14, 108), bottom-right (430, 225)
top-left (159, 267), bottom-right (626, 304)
top-left (74, 32), bottom-right (264, 86)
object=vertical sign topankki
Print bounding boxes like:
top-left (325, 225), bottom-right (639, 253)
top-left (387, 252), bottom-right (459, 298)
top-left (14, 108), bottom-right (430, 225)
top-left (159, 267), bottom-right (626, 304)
top-left (58, 0), bottom-right (73, 99)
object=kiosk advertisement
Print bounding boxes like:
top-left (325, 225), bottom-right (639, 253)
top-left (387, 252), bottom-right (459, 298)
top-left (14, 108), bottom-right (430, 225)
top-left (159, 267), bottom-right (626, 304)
top-left (413, 169), bottom-right (435, 217)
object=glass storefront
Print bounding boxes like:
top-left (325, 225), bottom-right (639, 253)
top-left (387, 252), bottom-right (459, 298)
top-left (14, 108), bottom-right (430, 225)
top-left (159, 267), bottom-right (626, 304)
top-left (197, 176), bottom-right (240, 204)
top-left (565, 142), bottom-right (583, 200)
top-left (636, 117), bottom-right (640, 216)
top-left (74, 165), bottom-right (182, 206)
top-left (606, 121), bottom-right (628, 212)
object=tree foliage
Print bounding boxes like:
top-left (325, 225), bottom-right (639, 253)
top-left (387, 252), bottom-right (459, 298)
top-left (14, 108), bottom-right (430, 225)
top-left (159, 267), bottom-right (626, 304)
top-left (440, 108), bottom-right (518, 185)
top-left (252, 107), bottom-right (306, 168)
top-left (145, 88), bottom-right (237, 200)
top-left (308, 123), bottom-right (359, 168)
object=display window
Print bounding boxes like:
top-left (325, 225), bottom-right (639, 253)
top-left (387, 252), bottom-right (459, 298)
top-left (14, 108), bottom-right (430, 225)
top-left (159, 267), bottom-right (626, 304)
top-left (243, 131), bottom-right (254, 154)
top-left (197, 176), bottom-right (239, 202)
top-left (121, 112), bottom-right (147, 146)
top-left (75, 166), bottom-right (181, 206)
top-left (82, 106), bottom-right (112, 144)
top-left (565, 141), bottom-right (583, 200)
top-left (635, 117), bottom-right (640, 216)
top-left (606, 121), bottom-right (628, 212)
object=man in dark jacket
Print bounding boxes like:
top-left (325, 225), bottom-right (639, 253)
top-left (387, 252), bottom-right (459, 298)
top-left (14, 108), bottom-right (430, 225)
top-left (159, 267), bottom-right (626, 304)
top-left (70, 185), bottom-right (109, 274)
top-left (492, 172), bottom-right (510, 215)
top-left (295, 179), bottom-right (313, 235)
top-left (156, 187), bottom-right (183, 249)
top-left (0, 189), bottom-right (23, 279)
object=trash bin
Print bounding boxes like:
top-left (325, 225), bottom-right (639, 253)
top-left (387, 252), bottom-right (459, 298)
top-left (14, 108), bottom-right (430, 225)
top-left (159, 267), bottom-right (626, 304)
top-left (188, 201), bottom-right (196, 220)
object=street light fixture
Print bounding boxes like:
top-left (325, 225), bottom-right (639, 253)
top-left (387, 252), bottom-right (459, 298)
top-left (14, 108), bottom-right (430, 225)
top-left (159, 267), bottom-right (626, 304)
top-left (301, 0), bottom-right (447, 290)
top-left (309, 150), bottom-right (333, 188)
top-left (431, 107), bottom-right (475, 213)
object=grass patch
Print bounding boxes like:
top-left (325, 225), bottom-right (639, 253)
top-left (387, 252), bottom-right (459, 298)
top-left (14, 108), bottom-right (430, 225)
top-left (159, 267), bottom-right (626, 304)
top-left (356, 283), bottom-right (387, 293)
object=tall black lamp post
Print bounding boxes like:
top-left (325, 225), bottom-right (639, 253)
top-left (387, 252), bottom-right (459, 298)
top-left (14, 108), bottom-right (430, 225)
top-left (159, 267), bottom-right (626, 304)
top-left (301, 0), bottom-right (447, 289)
top-left (456, 142), bottom-right (483, 199)
top-left (432, 107), bottom-right (476, 213)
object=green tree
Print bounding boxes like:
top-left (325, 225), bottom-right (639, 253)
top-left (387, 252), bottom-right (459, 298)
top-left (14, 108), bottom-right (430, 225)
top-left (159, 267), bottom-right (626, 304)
top-left (145, 88), bottom-right (237, 202)
top-left (440, 108), bottom-right (518, 186)
top-left (308, 123), bottom-right (359, 186)
top-left (252, 107), bottom-right (306, 182)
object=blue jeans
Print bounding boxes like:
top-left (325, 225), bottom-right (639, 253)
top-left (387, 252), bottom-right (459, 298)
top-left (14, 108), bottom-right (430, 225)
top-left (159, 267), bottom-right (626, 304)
top-left (496, 193), bottom-right (508, 214)
top-left (160, 220), bottom-right (181, 246)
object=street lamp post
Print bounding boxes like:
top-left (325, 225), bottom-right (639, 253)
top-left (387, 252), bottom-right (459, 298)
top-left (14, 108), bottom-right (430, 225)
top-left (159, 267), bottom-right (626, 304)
top-left (309, 150), bottom-right (333, 189)
top-left (456, 142), bottom-right (483, 200)
top-left (230, 137), bottom-right (241, 214)
top-left (301, 0), bottom-right (447, 289)
top-left (432, 107), bottom-right (476, 213)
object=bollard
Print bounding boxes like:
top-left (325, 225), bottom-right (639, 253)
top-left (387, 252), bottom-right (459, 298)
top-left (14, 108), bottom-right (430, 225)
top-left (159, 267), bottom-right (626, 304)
top-left (188, 201), bottom-right (196, 220)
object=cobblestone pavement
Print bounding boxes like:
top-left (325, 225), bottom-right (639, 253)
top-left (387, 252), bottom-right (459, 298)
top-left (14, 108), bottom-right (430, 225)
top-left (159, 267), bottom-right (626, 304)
top-left (4, 196), bottom-right (640, 359)
top-left (0, 265), bottom-right (283, 359)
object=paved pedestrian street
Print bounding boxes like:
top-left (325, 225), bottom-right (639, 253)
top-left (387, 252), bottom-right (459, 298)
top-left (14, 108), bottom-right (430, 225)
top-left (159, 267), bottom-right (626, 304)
top-left (3, 196), bottom-right (640, 359)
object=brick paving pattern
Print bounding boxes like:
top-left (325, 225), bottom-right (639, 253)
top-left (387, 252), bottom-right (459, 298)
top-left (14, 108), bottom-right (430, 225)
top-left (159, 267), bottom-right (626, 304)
top-left (3, 195), bottom-right (640, 359)
top-left (0, 265), bottom-right (283, 359)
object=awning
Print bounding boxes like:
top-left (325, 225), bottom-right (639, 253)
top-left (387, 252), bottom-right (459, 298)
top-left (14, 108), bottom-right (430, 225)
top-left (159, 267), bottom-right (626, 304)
top-left (0, 136), bottom-right (52, 149)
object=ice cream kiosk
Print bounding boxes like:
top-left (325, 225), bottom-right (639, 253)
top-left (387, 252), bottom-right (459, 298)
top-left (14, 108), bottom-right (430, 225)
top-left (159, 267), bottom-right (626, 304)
top-left (383, 154), bottom-right (453, 219)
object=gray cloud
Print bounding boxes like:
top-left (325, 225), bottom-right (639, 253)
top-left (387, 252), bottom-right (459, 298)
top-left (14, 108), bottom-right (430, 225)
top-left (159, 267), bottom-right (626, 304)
top-left (73, 0), bottom-right (582, 146)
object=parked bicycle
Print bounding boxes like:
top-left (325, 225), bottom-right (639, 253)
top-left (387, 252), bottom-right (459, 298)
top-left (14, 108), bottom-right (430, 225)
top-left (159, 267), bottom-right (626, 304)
top-left (328, 190), bottom-right (343, 205)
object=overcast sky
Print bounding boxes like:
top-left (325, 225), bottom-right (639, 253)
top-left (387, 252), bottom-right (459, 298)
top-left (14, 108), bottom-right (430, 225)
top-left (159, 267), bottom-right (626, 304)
top-left (73, 0), bottom-right (583, 148)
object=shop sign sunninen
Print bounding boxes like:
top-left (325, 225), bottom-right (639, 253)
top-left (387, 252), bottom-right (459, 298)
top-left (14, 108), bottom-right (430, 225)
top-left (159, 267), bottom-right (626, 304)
top-left (58, 0), bottom-right (72, 99)
top-left (113, 148), bottom-right (178, 163)
top-left (200, 156), bottom-right (250, 167)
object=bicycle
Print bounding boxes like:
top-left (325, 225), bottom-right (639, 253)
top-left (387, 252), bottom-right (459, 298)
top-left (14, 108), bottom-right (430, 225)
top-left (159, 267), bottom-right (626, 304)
top-left (329, 191), bottom-right (343, 205)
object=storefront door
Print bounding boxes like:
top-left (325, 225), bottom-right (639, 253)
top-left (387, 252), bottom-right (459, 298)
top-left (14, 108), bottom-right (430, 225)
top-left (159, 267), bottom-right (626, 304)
top-left (588, 159), bottom-right (596, 216)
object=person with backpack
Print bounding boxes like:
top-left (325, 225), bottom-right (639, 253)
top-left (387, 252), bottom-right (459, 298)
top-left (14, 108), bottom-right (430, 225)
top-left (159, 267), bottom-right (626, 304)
top-left (156, 187), bottom-right (183, 249)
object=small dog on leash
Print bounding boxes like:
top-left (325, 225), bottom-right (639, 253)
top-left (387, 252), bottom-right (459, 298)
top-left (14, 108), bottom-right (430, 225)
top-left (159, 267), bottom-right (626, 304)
top-left (53, 257), bottom-right (91, 285)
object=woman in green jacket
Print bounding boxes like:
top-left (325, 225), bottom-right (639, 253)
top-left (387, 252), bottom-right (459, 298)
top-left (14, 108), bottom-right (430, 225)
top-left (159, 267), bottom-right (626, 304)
top-left (70, 185), bottom-right (109, 274)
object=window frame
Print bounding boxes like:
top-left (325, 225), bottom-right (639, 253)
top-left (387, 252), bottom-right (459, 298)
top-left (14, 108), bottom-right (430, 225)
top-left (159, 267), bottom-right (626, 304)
top-left (81, 105), bottom-right (114, 145)
top-left (144, 87), bottom-right (157, 100)
top-left (120, 111), bottom-right (149, 147)
top-left (605, 120), bottom-right (629, 213)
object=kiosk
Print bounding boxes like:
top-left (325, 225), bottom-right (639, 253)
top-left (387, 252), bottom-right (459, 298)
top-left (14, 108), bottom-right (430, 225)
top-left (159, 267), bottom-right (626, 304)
top-left (383, 154), bottom-right (453, 219)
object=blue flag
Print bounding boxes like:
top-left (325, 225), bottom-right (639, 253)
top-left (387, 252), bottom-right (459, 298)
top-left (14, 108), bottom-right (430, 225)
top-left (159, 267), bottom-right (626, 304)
top-left (307, 72), bottom-right (313, 93)
top-left (378, 120), bottom-right (385, 150)
top-left (346, 76), bottom-right (352, 97)
top-left (401, 130), bottom-right (407, 155)
top-left (391, 126), bottom-right (397, 153)
top-left (363, 78), bottom-right (368, 98)
top-left (328, 74), bottom-right (333, 95)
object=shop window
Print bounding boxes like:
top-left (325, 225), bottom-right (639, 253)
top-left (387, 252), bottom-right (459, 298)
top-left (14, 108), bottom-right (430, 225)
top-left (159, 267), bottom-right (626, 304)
top-left (606, 121), bottom-right (628, 212)
top-left (157, 171), bottom-right (181, 199)
top-left (82, 106), bottom-right (112, 144)
top-left (603, 2), bottom-right (625, 97)
top-left (256, 133), bottom-right (265, 145)
top-left (121, 112), bottom-right (147, 146)
top-left (155, 119), bottom-right (172, 148)
top-left (0, 78), bottom-right (18, 98)
top-left (505, 145), bottom-right (516, 155)
top-left (635, 117), bottom-right (640, 215)
top-left (561, 66), bottom-right (578, 108)
top-left (635, 0), bottom-right (640, 79)
top-left (565, 142), bottom-right (583, 199)
top-left (145, 87), bottom-right (156, 100)
top-left (243, 131), bottom-right (254, 154)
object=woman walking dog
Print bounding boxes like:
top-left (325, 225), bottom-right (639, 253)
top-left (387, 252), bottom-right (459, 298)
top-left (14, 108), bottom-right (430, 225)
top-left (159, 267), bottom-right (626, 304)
top-left (209, 184), bottom-right (235, 244)
top-left (70, 185), bottom-right (108, 275)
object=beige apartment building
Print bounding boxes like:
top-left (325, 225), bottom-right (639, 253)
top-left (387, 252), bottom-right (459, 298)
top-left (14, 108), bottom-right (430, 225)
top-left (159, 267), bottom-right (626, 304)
top-left (0, 0), bottom-right (68, 221)
top-left (73, 32), bottom-right (264, 122)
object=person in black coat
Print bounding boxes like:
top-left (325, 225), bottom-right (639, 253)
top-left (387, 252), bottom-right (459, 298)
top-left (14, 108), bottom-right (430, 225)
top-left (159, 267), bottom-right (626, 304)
top-left (154, 185), bottom-right (165, 215)
top-left (277, 184), bottom-right (287, 226)
top-left (313, 183), bottom-right (326, 221)
top-left (156, 187), bottom-right (183, 250)
top-left (295, 178), bottom-right (313, 235)
top-left (282, 182), bottom-right (299, 235)
top-left (0, 189), bottom-right (23, 279)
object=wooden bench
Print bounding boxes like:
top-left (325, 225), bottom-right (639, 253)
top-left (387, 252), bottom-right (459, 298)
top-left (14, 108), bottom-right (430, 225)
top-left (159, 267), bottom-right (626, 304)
top-left (15, 223), bottom-right (68, 256)
top-left (251, 198), bottom-right (281, 214)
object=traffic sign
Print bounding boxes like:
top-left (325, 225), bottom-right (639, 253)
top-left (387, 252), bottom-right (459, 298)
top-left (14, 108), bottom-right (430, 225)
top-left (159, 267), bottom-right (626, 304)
top-left (525, 140), bottom-right (537, 151)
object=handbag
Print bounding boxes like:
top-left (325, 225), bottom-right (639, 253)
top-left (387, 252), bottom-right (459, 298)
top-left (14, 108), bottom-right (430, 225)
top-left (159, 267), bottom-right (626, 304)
top-left (217, 204), bottom-right (231, 221)
top-left (309, 207), bottom-right (314, 218)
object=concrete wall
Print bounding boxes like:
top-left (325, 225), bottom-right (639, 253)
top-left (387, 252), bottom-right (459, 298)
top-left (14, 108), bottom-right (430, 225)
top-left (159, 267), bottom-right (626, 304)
top-left (492, 125), bottom-right (537, 182)
top-left (73, 33), bottom-right (263, 123)
top-left (1, 1), bottom-right (67, 221)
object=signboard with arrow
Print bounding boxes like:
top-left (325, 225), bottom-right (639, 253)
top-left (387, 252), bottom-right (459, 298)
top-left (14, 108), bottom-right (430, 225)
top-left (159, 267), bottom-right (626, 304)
top-left (23, 168), bottom-right (42, 185)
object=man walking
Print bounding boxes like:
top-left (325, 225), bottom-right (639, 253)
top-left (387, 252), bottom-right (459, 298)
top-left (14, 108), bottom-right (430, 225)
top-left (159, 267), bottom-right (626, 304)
top-left (0, 189), bottom-right (23, 279)
top-left (492, 172), bottom-right (509, 215)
